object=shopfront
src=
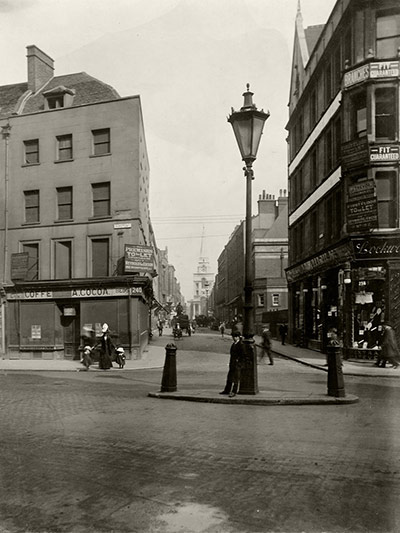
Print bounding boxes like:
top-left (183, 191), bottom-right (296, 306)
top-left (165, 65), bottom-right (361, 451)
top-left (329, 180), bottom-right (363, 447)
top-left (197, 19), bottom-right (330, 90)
top-left (4, 279), bottom-right (151, 360)
top-left (287, 233), bottom-right (400, 357)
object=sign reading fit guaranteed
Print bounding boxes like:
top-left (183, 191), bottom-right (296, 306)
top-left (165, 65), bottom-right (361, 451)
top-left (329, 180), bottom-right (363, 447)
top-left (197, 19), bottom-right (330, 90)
top-left (124, 244), bottom-right (154, 273)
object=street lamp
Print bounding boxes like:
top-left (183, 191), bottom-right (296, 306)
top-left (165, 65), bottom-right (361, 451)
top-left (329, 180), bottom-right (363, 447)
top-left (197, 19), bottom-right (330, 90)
top-left (228, 84), bottom-right (269, 394)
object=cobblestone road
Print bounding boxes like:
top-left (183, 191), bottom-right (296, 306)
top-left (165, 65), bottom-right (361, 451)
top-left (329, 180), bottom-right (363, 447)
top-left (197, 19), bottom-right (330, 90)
top-left (0, 332), bottom-right (399, 533)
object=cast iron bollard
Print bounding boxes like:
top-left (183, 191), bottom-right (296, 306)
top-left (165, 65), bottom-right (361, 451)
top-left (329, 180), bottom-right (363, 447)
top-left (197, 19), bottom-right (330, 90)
top-left (327, 345), bottom-right (345, 397)
top-left (160, 343), bottom-right (177, 392)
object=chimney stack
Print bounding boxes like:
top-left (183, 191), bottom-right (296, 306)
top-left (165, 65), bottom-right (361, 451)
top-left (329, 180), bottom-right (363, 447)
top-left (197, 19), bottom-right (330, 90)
top-left (27, 45), bottom-right (54, 93)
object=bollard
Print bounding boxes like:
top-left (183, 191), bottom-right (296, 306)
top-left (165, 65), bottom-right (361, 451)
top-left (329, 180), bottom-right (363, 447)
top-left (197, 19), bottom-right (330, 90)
top-left (160, 343), bottom-right (177, 392)
top-left (327, 345), bottom-right (345, 397)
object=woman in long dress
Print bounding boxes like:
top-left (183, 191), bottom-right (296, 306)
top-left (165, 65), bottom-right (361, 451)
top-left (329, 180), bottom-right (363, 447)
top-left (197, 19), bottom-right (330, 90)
top-left (98, 323), bottom-right (113, 370)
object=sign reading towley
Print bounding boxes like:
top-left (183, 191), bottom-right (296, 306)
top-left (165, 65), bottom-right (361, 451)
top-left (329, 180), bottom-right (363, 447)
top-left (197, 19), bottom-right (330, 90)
top-left (124, 244), bottom-right (154, 274)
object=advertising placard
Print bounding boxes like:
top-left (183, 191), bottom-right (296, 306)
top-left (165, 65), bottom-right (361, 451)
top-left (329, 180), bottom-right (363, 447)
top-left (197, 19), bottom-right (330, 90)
top-left (124, 244), bottom-right (154, 273)
top-left (346, 179), bottom-right (378, 233)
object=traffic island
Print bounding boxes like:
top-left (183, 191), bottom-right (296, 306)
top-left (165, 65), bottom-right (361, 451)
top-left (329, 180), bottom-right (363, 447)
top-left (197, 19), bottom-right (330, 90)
top-left (148, 390), bottom-right (359, 406)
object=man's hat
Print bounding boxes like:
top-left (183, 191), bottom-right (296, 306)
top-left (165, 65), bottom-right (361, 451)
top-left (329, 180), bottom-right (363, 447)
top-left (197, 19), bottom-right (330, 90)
top-left (232, 330), bottom-right (241, 337)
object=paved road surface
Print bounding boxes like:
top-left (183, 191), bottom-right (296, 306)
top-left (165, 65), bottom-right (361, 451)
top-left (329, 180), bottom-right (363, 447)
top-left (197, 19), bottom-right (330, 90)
top-left (0, 330), bottom-right (399, 533)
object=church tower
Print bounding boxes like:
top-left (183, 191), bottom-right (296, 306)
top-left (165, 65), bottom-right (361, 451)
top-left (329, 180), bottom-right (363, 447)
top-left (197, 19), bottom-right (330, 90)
top-left (190, 228), bottom-right (214, 319)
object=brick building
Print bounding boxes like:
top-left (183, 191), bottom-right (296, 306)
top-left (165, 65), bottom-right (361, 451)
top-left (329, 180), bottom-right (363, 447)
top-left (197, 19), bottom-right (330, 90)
top-left (286, 1), bottom-right (400, 355)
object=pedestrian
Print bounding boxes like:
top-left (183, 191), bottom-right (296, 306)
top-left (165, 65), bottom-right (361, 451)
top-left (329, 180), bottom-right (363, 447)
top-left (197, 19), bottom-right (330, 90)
top-left (157, 319), bottom-right (163, 336)
top-left (80, 345), bottom-right (93, 371)
top-left (259, 326), bottom-right (273, 365)
top-left (115, 346), bottom-right (126, 369)
top-left (98, 323), bottom-right (114, 370)
top-left (219, 330), bottom-right (245, 397)
top-left (231, 315), bottom-right (243, 338)
top-left (375, 323), bottom-right (399, 369)
top-left (279, 323), bottom-right (287, 345)
top-left (219, 321), bottom-right (225, 338)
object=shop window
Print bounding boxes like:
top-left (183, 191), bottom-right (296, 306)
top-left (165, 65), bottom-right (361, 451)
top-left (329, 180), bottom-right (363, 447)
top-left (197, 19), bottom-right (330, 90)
top-left (92, 128), bottom-right (111, 156)
top-left (24, 190), bottom-right (39, 223)
top-left (57, 134), bottom-right (73, 161)
top-left (54, 240), bottom-right (72, 279)
top-left (23, 139), bottom-right (39, 165)
top-left (57, 186), bottom-right (73, 220)
top-left (376, 9), bottom-right (400, 59)
top-left (272, 294), bottom-right (279, 307)
top-left (258, 294), bottom-right (265, 307)
top-left (375, 87), bottom-right (396, 140)
top-left (22, 242), bottom-right (39, 281)
top-left (92, 182), bottom-right (110, 217)
top-left (375, 171), bottom-right (396, 228)
top-left (91, 238), bottom-right (109, 277)
top-left (351, 91), bottom-right (367, 138)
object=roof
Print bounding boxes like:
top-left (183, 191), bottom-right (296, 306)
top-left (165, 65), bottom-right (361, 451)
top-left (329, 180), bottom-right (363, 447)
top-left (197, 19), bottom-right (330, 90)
top-left (0, 72), bottom-right (120, 119)
top-left (304, 24), bottom-right (325, 56)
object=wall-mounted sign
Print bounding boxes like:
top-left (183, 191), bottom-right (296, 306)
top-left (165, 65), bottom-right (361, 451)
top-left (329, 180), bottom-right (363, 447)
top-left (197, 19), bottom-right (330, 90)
top-left (114, 223), bottom-right (132, 230)
top-left (31, 325), bottom-right (41, 339)
top-left (344, 61), bottom-right (399, 88)
top-left (11, 253), bottom-right (29, 280)
top-left (341, 138), bottom-right (369, 171)
top-left (286, 243), bottom-right (353, 282)
top-left (63, 307), bottom-right (76, 316)
top-left (124, 244), bottom-right (154, 273)
top-left (353, 236), bottom-right (400, 259)
top-left (370, 145), bottom-right (399, 162)
top-left (346, 179), bottom-right (378, 233)
top-left (7, 286), bottom-right (143, 300)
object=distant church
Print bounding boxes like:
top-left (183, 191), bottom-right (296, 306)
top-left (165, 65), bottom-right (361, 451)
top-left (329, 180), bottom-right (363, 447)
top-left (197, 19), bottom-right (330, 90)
top-left (189, 232), bottom-right (214, 319)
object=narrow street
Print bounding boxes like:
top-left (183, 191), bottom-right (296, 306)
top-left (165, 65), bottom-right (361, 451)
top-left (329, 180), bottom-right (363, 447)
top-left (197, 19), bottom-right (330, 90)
top-left (0, 330), bottom-right (399, 533)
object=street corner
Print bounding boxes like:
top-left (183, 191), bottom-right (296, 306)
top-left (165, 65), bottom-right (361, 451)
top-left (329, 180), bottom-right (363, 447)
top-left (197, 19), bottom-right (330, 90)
top-left (148, 390), bottom-right (360, 406)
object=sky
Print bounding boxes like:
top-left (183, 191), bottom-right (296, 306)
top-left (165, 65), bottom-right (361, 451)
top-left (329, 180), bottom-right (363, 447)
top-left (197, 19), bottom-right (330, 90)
top-left (0, 0), bottom-right (336, 301)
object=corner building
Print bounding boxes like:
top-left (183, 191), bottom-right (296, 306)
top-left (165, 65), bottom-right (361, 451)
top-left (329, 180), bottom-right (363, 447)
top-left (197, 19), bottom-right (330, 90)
top-left (287, 1), bottom-right (400, 357)
top-left (0, 46), bottom-right (153, 360)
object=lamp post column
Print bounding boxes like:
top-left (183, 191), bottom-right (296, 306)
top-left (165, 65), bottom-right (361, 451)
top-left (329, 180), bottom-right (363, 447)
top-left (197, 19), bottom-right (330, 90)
top-left (239, 163), bottom-right (258, 395)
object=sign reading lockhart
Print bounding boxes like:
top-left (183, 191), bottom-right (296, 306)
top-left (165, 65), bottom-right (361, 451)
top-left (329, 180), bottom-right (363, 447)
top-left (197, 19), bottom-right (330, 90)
top-left (353, 236), bottom-right (400, 259)
top-left (124, 244), bottom-right (154, 273)
top-left (346, 179), bottom-right (378, 233)
top-left (370, 145), bottom-right (399, 162)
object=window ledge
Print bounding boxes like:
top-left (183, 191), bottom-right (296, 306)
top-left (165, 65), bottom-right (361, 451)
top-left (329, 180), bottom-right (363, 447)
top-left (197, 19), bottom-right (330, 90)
top-left (88, 215), bottom-right (112, 221)
top-left (89, 153), bottom-right (111, 159)
top-left (22, 163), bottom-right (40, 168)
top-left (22, 222), bottom-right (40, 226)
top-left (54, 159), bottom-right (74, 164)
top-left (54, 219), bottom-right (74, 224)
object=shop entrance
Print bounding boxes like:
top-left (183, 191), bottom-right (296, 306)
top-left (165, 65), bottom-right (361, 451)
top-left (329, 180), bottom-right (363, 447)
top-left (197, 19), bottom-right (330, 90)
top-left (60, 305), bottom-right (80, 359)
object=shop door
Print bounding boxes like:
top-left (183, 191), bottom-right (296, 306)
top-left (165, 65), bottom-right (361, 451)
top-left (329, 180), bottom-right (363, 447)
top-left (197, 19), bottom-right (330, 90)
top-left (61, 308), bottom-right (80, 359)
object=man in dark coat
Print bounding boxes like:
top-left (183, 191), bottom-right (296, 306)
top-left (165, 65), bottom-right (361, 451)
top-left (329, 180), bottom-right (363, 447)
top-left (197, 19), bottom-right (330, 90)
top-left (376, 323), bottom-right (399, 369)
top-left (219, 330), bottom-right (245, 397)
top-left (98, 323), bottom-right (114, 370)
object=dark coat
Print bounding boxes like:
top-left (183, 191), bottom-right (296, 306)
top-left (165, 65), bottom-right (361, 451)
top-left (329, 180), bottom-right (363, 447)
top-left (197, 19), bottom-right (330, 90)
top-left (382, 327), bottom-right (399, 360)
top-left (99, 333), bottom-right (114, 369)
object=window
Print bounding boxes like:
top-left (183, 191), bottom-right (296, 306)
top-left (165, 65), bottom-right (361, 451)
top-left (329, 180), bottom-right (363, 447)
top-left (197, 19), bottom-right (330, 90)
top-left (375, 87), bottom-right (396, 140)
top-left (272, 294), bottom-right (280, 307)
top-left (258, 294), bottom-right (265, 307)
top-left (310, 149), bottom-right (317, 190)
top-left (310, 90), bottom-right (317, 127)
top-left (375, 171), bottom-right (396, 228)
top-left (92, 128), bottom-right (110, 155)
top-left (24, 190), bottom-right (39, 223)
top-left (24, 139), bottom-right (39, 164)
top-left (47, 96), bottom-right (64, 109)
top-left (92, 182), bottom-right (110, 217)
top-left (325, 126), bottom-right (333, 173)
top-left (325, 61), bottom-right (332, 106)
top-left (57, 187), bottom-right (73, 220)
top-left (54, 240), bottom-right (72, 279)
top-left (376, 9), bottom-right (400, 59)
top-left (311, 210), bottom-right (318, 250)
top-left (91, 238), bottom-right (109, 277)
top-left (57, 134), bottom-right (73, 161)
top-left (351, 92), bottom-right (367, 138)
top-left (22, 242), bottom-right (39, 281)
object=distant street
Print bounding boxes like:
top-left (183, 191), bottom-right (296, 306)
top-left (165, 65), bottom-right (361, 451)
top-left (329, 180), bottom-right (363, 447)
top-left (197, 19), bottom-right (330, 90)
top-left (0, 329), bottom-right (399, 533)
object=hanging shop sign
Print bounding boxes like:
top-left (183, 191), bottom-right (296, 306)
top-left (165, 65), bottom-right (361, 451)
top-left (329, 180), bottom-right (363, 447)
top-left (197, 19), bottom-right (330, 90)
top-left (7, 286), bottom-right (143, 300)
top-left (353, 236), bottom-right (400, 259)
top-left (124, 244), bottom-right (154, 273)
top-left (344, 60), bottom-right (399, 88)
top-left (346, 178), bottom-right (378, 233)
top-left (369, 145), bottom-right (399, 162)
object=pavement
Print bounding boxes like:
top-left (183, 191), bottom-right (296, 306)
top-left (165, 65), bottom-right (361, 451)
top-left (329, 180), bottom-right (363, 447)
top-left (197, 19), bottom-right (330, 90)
top-left (1, 333), bottom-right (398, 405)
